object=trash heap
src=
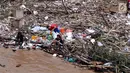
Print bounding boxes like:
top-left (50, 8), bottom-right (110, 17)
top-left (0, 0), bottom-right (130, 73)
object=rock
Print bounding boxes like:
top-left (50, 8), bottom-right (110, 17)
top-left (16, 64), bottom-right (21, 67)
top-left (0, 64), bottom-right (5, 67)
top-left (12, 49), bottom-right (16, 52)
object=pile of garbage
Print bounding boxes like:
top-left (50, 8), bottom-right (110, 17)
top-left (0, 0), bottom-right (130, 73)
top-left (0, 22), bottom-right (129, 73)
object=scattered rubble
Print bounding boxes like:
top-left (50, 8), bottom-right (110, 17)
top-left (0, 0), bottom-right (130, 73)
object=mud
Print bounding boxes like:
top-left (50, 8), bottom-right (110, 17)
top-left (0, 48), bottom-right (95, 73)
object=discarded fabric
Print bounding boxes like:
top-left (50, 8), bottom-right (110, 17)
top-left (31, 26), bottom-right (47, 32)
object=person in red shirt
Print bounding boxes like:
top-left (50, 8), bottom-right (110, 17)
top-left (47, 24), bottom-right (60, 33)
top-left (47, 24), bottom-right (58, 31)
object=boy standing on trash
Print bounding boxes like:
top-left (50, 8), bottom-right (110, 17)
top-left (13, 31), bottom-right (24, 52)
top-left (16, 31), bottom-right (24, 47)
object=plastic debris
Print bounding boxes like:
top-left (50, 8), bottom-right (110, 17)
top-left (53, 54), bottom-right (57, 57)
top-left (33, 11), bottom-right (38, 15)
top-left (126, 21), bottom-right (130, 25)
top-left (33, 5), bottom-right (39, 8)
top-left (66, 29), bottom-right (73, 41)
top-left (72, 8), bottom-right (78, 12)
top-left (86, 29), bottom-right (95, 33)
top-left (97, 41), bottom-right (103, 47)
top-left (65, 57), bottom-right (76, 62)
top-left (31, 26), bottom-right (47, 32)
top-left (103, 62), bottom-right (112, 66)
top-left (44, 16), bottom-right (49, 20)
top-left (86, 36), bottom-right (91, 39)
top-left (91, 39), bottom-right (95, 44)
top-left (127, 13), bottom-right (130, 19)
top-left (58, 55), bottom-right (63, 58)
top-left (123, 46), bottom-right (130, 52)
top-left (20, 5), bottom-right (26, 9)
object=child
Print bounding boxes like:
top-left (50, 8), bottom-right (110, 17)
top-left (16, 31), bottom-right (24, 46)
